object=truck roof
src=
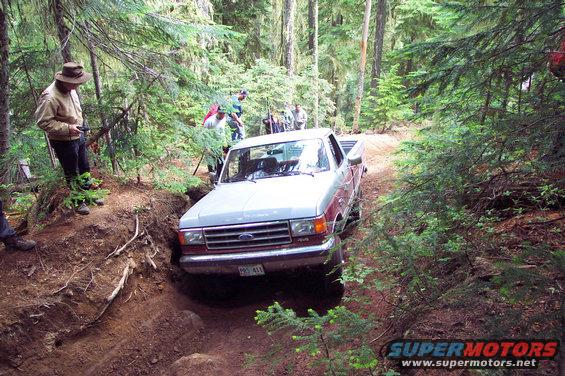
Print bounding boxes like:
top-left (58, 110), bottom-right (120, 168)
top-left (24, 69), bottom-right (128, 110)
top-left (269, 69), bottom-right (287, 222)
top-left (232, 128), bottom-right (334, 150)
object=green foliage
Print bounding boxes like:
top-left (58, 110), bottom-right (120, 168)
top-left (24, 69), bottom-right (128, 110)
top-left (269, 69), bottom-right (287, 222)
top-left (256, 302), bottom-right (377, 375)
top-left (9, 192), bottom-right (35, 214)
top-left (393, 0), bottom-right (444, 44)
top-left (63, 173), bottom-right (108, 208)
top-left (361, 65), bottom-right (413, 131)
top-left (207, 57), bottom-right (335, 136)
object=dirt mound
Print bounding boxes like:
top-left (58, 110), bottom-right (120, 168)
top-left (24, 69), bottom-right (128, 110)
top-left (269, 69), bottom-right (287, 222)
top-left (0, 179), bottom-right (192, 373)
top-left (165, 353), bottom-right (228, 376)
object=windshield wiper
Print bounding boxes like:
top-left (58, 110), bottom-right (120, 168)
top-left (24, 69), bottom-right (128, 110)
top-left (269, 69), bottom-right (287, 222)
top-left (226, 177), bottom-right (257, 183)
top-left (276, 171), bottom-right (315, 177)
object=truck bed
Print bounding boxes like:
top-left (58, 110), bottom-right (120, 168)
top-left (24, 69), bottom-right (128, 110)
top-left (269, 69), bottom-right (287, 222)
top-left (339, 139), bottom-right (358, 155)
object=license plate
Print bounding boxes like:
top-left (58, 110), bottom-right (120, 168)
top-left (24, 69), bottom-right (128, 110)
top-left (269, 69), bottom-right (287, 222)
top-left (238, 264), bottom-right (265, 277)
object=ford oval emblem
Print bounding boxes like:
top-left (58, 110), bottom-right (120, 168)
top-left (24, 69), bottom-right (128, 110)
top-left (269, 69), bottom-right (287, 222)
top-left (239, 233), bottom-right (255, 241)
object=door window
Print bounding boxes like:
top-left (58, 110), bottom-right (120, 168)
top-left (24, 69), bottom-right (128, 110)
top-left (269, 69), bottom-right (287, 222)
top-left (328, 135), bottom-right (344, 167)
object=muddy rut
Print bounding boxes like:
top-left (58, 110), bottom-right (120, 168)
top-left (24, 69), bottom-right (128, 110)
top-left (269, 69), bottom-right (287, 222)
top-left (0, 132), bottom-right (405, 376)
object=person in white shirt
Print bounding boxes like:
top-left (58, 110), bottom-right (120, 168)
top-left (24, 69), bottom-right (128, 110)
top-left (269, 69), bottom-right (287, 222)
top-left (203, 107), bottom-right (228, 178)
top-left (291, 104), bottom-right (308, 130)
top-left (203, 107), bottom-right (227, 134)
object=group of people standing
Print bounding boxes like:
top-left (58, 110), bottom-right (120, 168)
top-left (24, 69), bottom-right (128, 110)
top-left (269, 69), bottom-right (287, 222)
top-left (262, 103), bottom-right (308, 134)
top-left (202, 94), bottom-right (310, 178)
top-left (203, 96), bottom-right (310, 141)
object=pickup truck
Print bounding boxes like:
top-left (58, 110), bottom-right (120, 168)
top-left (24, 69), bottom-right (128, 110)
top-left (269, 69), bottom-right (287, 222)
top-left (178, 128), bottom-right (365, 297)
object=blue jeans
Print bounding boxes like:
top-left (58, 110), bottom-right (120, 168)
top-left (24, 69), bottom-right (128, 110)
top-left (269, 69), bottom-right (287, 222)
top-left (0, 200), bottom-right (16, 241)
top-left (229, 122), bottom-right (245, 141)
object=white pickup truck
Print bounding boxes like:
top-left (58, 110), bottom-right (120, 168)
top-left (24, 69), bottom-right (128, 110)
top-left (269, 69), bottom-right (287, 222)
top-left (178, 128), bottom-right (366, 297)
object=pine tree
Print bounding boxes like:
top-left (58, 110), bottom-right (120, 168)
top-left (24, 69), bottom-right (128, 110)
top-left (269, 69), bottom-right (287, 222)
top-left (370, 0), bottom-right (387, 89)
top-left (0, 0), bottom-right (9, 160)
top-left (352, 0), bottom-right (372, 133)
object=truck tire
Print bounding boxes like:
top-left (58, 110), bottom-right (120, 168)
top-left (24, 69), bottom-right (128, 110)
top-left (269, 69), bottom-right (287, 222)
top-left (320, 238), bottom-right (345, 298)
top-left (342, 189), bottom-right (363, 238)
top-left (349, 188), bottom-right (363, 223)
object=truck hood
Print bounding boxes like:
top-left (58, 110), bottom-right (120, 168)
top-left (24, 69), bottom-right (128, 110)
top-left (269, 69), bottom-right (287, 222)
top-left (179, 173), bottom-right (335, 228)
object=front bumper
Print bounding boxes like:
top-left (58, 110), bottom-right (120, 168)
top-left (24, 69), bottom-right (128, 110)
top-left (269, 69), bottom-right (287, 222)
top-left (179, 236), bottom-right (337, 275)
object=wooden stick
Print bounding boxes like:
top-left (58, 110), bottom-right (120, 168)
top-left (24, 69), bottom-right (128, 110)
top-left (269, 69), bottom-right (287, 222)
top-left (52, 261), bottom-right (93, 294)
top-left (83, 268), bottom-right (95, 293)
top-left (193, 154), bottom-right (204, 175)
top-left (81, 259), bottom-right (138, 327)
top-left (106, 215), bottom-right (140, 258)
top-left (369, 322), bottom-right (393, 344)
top-left (106, 259), bottom-right (136, 302)
top-left (145, 252), bottom-right (157, 270)
top-left (124, 291), bottom-right (134, 303)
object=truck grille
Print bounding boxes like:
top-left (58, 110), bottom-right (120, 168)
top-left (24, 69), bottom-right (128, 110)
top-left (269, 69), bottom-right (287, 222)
top-left (204, 221), bottom-right (292, 250)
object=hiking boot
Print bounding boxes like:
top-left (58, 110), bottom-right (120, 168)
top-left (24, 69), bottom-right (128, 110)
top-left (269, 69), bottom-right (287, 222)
top-left (94, 198), bottom-right (104, 206)
top-left (4, 235), bottom-right (36, 251)
top-left (76, 202), bottom-right (90, 215)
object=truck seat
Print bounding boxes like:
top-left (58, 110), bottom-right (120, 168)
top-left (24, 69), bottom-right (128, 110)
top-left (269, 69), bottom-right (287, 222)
top-left (244, 157), bottom-right (279, 176)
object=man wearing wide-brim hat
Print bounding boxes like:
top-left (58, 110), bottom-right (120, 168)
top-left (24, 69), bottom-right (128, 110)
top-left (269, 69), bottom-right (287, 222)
top-left (35, 62), bottom-right (101, 215)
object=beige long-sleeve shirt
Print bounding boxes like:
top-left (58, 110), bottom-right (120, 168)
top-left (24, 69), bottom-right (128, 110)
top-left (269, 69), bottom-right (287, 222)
top-left (35, 82), bottom-right (83, 141)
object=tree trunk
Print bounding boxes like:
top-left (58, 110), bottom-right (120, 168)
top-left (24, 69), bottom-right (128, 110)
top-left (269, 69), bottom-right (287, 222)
top-left (312, 0), bottom-right (319, 128)
top-left (7, 6), bottom-right (56, 168)
top-left (20, 48), bottom-right (57, 168)
top-left (87, 32), bottom-right (118, 174)
top-left (280, 7), bottom-right (284, 66)
top-left (352, 0), bottom-right (372, 133)
top-left (501, 68), bottom-right (512, 114)
top-left (52, 0), bottom-right (72, 62)
top-left (283, 0), bottom-right (295, 76)
top-left (480, 74), bottom-right (493, 125)
top-left (308, 0), bottom-right (314, 52)
top-left (370, 0), bottom-right (386, 90)
top-left (0, 0), bottom-right (10, 159)
top-left (254, 14), bottom-right (262, 60)
top-left (331, 14), bottom-right (343, 131)
top-left (52, 0), bottom-right (93, 148)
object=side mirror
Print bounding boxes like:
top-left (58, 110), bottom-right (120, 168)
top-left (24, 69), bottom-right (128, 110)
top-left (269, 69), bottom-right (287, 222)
top-left (348, 155), bottom-right (362, 166)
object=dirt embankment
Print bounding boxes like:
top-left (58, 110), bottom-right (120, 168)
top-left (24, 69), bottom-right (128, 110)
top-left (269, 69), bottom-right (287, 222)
top-left (0, 179), bottom-right (195, 375)
top-left (0, 133), bottom-right (407, 376)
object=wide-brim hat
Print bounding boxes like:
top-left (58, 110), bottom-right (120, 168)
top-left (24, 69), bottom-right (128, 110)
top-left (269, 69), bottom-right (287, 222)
top-left (54, 62), bottom-right (92, 84)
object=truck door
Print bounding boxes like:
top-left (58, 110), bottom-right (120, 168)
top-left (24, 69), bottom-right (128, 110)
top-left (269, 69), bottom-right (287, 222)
top-left (328, 134), bottom-right (353, 231)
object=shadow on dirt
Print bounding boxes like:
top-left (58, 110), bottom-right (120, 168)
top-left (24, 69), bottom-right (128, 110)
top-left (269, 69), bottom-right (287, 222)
top-left (173, 269), bottom-right (342, 317)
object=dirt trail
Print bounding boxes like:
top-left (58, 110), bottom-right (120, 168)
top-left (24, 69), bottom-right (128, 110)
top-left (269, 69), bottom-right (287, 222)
top-left (0, 132), bottom-right (406, 376)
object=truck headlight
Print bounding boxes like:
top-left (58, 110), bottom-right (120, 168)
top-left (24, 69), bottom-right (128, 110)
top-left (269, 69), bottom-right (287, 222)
top-left (290, 215), bottom-right (327, 236)
top-left (178, 229), bottom-right (204, 245)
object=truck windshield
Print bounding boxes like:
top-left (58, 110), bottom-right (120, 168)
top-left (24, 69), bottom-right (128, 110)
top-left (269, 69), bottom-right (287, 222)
top-left (221, 139), bottom-right (330, 183)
